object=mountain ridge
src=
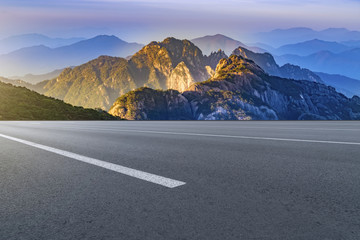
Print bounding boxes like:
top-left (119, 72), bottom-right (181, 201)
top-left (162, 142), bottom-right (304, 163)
top-left (0, 33), bottom-right (85, 54)
top-left (109, 55), bottom-right (360, 120)
top-left (13, 36), bottom-right (357, 119)
top-left (276, 48), bottom-right (360, 79)
top-left (255, 27), bottom-right (360, 47)
top-left (191, 34), bottom-right (265, 56)
top-left (273, 39), bottom-right (351, 56)
top-left (0, 35), bottom-right (143, 77)
top-left (41, 38), bottom-right (218, 110)
top-left (231, 47), bottom-right (323, 83)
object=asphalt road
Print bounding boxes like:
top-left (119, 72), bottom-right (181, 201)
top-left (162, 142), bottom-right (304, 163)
top-left (1, 121), bottom-right (360, 240)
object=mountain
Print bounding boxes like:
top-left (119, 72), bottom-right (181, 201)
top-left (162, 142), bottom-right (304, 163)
top-left (255, 28), bottom-right (360, 47)
top-left (249, 42), bottom-right (276, 53)
top-left (0, 35), bottom-right (143, 77)
top-left (191, 34), bottom-right (265, 56)
top-left (278, 64), bottom-right (323, 83)
top-left (205, 50), bottom-right (228, 70)
top-left (0, 76), bottom-right (40, 92)
top-left (0, 33), bottom-right (85, 54)
top-left (342, 40), bottom-right (360, 48)
top-left (232, 47), bottom-right (280, 75)
top-left (315, 72), bottom-right (360, 97)
top-left (191, 34), bottom-right (247, 55)
top-left (235, 47), bottom-right (360, 95)
top-left (0, 81), bottom-right (116, 120)
top-left (274, 39), bottom-right (350, 56)
top-left (109, 55), bottom-right (360, 120)
top-left (42, 38), bottom-right (216, 110)
top-left (276, 48), bottom-right (360, 79)
top-left (9, 69), bottom-right (64, 84)
top-left (232, 47), bottom-right (323, 83)
top-left (40, 38), bottom-right (326, 111)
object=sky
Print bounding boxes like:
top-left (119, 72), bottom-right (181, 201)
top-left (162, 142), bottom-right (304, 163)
top-left (0, 0), bottom-right (359, 43)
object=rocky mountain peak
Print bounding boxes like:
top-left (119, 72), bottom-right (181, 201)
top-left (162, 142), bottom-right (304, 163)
top-left (231, 46), bottom-right (323, 83)
top-left (232, 47), bottom-right (280, 75)
top-left (41, 37), bottom-right (213, 110)
top-left (205, 50), bottom-right (228, 69)
top-left (214, 55), bottom-right (264, 79)
top-left (279, 64), bottom-right (323, 83)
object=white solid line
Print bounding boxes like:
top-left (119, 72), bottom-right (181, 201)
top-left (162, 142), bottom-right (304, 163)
top-left (58, 126), bottom-right (360, 146)
top-left (0, 133), bottom-right (186, 189)
top-left (106, 129), bottom-right (360, 146)
top-left (57, 124), bottom-right (360, 132)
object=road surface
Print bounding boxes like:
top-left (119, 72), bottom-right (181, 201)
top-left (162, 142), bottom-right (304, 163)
top-left (1, 121), bottom-right (360, 239)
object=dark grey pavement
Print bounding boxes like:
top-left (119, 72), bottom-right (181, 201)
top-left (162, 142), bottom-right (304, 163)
top-left (1, 121), bottom-right (360, 239)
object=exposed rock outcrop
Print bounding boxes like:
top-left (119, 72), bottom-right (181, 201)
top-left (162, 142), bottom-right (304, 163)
top-left (109, 55), bottom-right (360, 120)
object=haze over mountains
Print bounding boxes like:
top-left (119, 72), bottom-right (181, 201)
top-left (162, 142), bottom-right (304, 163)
top-left (231, 45), bottom-right (360, 97)
top-left (0, 35), bottom-right (143, 77)
top-left (191, 34), bottom-right (264, 55)
top-left (342, 40), bottom-right (360, 48)
top-left (32, 37), bottom-right (345, 111)
top-left (255, 28), bottom-right (360, 47)
top-left (314, 72), bottom-right (360, 98)
top-left (1, 28), bottom-right (360, 120)
top-left (247, 32), bottom-right (360, 82)
top-left (276, 49), bottom-right (360, 80)
top-left (9, 69), bottom-right (64, 84)
top-left (0, 34), bottom-right (85, 54)
top-left (191, 32), bottom-right (360, 82)
top-left (271, 39), bottom-right (351, 56)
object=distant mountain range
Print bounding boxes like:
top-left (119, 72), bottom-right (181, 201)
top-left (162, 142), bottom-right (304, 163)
top-left (250, 38), bottom-right (360, 83)
top-left (109, 55), bottom-right (360, 120)
top-left (0, 76), bottom-right (36, 91)
top-left (191, 34), bottom-right (265, 55)
top-left (255, 28), bottom-right (360, 47)
top-left (192, 35), bottom-right (360, 85)
top-left (315, 72), bottom-right (360, 98)
top-left (0, 81), bottom-right (115, 120)
top-left (0, 35), bottom-right (143, 77)
top-left (37, 37), bottom-right (333, 111)
top-left (231, 45), bottom-right (360, 97)
top-left (276, 48), bottom-right (360, 79)
top-left (342, 40), bottom-right (360, 48)
top-left (0, 33), bottom-right (85, 54)
top-left (9, 69), bottom-right (65, 84)
top-left (272, 39), bottom-right (351, 56)
top-left (2, 34), bottom-right (359, 120)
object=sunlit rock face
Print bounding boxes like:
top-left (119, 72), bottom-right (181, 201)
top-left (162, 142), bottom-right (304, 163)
top-left (41, 37), bottom-right (213, 110)
top-left (168, 62), bottom-right (196, 92)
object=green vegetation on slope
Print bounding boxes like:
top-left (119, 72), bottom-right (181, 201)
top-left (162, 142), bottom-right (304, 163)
top-left (0, 82), bottom-right (116, 120)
